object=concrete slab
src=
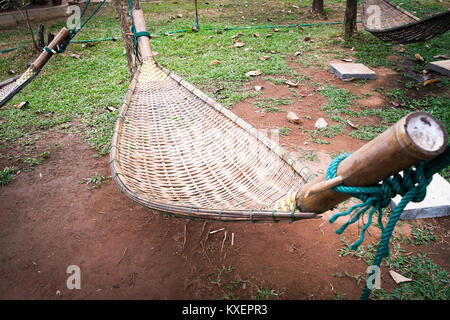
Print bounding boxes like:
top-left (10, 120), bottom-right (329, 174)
top-left (0, 4), bottom-right (69, 28)
top-left (427, 60), bottom-right (450, 76)
top-left (389, 173), bottom-right (450, 220)
top-left (329, 62), bottom-right (376, 80)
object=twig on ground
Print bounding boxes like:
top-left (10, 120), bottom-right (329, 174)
top-left (210, 228), bottom-right (225, 234)
top-left (117, 247), bottom-right (128, 264)
top-left (183, 221), bottom-right (189, 249)
top-left (221, 231), bottom-right (228, 252)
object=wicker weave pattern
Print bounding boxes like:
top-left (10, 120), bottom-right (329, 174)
top-left (362, 0), bottom-right (450, 44)
top-left (0, 81), bottom-right (17, 103)
top-left (111, 59), bottom-right (318, 222)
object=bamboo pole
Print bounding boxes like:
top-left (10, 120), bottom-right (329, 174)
top-left (32, 28), bottom-right (70, 71)
top-left (131, 8), bottom-right (153, 60)
top-left (297, 111), bottom-right (448, 213)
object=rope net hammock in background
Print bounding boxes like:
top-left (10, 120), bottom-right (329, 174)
top-left (362, 0), bottom-right (450, 43)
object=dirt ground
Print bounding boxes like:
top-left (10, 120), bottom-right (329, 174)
top-left (0, 61), bottom-right (449, 300)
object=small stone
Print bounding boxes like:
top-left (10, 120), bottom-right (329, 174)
top-left (315, 118), bottom-right (328, 129)
top-left (330, 62), bottom-right (376, 80)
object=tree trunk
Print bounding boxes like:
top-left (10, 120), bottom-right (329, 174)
top-left (344, 0), bottom-right (358, 37)
top-left (112, 0), bottom-right (140, 77)
top-left (311, 0), bottom-right (324, 14)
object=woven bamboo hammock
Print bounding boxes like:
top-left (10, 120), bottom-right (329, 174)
top-left (111, 9), bottom-right (448, 223)
top-left (110, 10), bottom-right (321, 223)
top-left (362, 0), bottom-right (450, 44)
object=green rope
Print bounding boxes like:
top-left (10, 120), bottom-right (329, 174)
top-left (2, 19), bottom-right (361, 55)
top-left (327, 145), bottom-right (450, 300)
top-left (127, 0), bottom-right (151, 66)
top-left (42, 0), bottom-right (107, 54)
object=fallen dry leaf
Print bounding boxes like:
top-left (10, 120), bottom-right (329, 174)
top-left (176, 13), bottom-right (182, 18)
top-left (299, 92), bottom-right (308, 97)
top-left (254, 86), bottom-right (263, 91)
top-left (285, 80), bottom-right (299, 87)
top-left (342, 58), bottom-right (353, 62)
top-left (106, 106), bottom-right (117, 112)
top-left (266, 33), bottom-right (272, 38)
top-left (414, 53), bottom-right (425, 62)
top-left (389, 270), bottom-right (412, 284)
top-left (391, 101), bottom-right (400, 107)
top-left (424, 78), bottom-right (440, 86)
top-left (13, 101), bottom-right (28, 109)
top-left (231, 33), bottom-right (243, 39)
top-left (433, 54), bottom-right (449, 59)
top-left (246, 69), bottom-right (262, 77)
top-left (342, 77), bottom-right (355, 82)
top-left (303, 36), bottom-right (311, 42)
top-left (346, 120), bottom-right (359, 129)
top-left (259, 56), bottom-right (271, 61)
top-left (252, 33), bottom-right (260, 37)
top-left (212, 87), bottom-right (224, 94)
top-left (210, 60), bottom-right (220, 66)
top-left (294, 51), bottom-right (302, 56)
top-left (233, 42), bottom-right (245, 48)
top-left (70, 54), bottom-right (81, 59)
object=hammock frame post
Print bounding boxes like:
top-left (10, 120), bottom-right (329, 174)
top-left (297, 111), bottom-right (448, 213)
top-left (132, 8), bottom-right (153, 60)
top-left (33, 28), bottom-right (70, 70)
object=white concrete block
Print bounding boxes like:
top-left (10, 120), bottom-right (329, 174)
top-left (390, 173), bottom-right (450, 220)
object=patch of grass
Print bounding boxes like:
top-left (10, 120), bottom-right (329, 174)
top-left (349, 125), bottom-right (388, 141)
top-left (254, 287), bottom-right (278, 300)
top-left (78, 173), bottom-right (111, 190)
top-left (408, 224), bottom-right (437, 246)
top-left (298, 150), bottom-right (317, 162)
top-left (23, 150), bottom-right (50, 169)
top-left (308, 124), bottom-right (344, 144)
top-left (329, 150), bottom-right (349, 159)
top-left (0, 166), bottom-right (19, 186)
top-left (221, 278), bottom-right (244, 300)
top-left (278, 126), bottom-right (291, 136)
top-left (373, 253), bottom-right (450, 300)
top-left (338, 236), bottom-right (378, 266)
top-left (333, 271), bottom-right (364, 287)
top-left (333, 292), bottom-right (346, 300)
top-left (319, 86), bottom-right (359, 116)
top-left (254, 97), bottom-right (293, 113)
top-left (212, 265), bottom-right (235, 286)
